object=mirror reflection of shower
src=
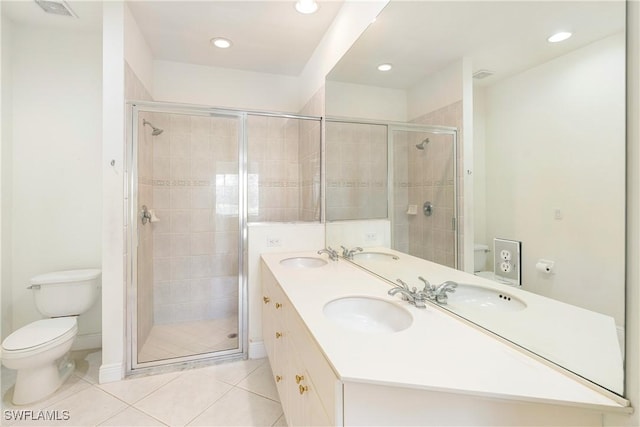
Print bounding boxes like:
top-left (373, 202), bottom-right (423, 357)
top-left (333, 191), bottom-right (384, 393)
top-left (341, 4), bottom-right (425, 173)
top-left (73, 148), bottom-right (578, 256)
top-left (416, 137), bottom-right (430, 150)
top-left (143, 119), bottom-right (164, 136)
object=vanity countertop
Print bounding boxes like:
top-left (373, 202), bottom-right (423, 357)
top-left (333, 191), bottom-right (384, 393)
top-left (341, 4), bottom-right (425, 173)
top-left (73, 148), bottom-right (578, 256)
top-left (347, 247), bottom-right (624, 394)
top-left (261, 250), bottom-right (630, 413)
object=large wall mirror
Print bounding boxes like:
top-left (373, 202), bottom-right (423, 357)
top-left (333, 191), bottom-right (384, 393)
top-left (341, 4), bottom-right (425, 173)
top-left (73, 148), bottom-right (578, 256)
top-left (325, 1), bottom-right (626, 395)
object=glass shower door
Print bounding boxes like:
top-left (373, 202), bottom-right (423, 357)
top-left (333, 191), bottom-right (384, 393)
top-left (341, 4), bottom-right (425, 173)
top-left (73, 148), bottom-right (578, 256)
top-left (391, 127), bottom-right (458, 268)
top-left (133, 108), bottom-right (244, 368)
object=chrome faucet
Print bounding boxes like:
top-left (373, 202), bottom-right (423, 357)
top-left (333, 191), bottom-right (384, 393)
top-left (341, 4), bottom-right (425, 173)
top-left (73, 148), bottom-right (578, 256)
top-left (389, 276), bottom-right (458, 307)
top-left (317, 247), bottom-right (339, 261)
top-left (340, 246), bottom-right (363, 259)
top-left (432, 281), bottom-right (458, 304)
top-left (388, 279), bottom-right (428, 308)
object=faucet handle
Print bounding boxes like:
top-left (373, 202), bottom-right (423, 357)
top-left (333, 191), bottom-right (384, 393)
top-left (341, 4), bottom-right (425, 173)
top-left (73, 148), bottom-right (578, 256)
top-left (395, 279), bottom-right (409, 290)
top-left (418, 276), bottom-right (433, 292)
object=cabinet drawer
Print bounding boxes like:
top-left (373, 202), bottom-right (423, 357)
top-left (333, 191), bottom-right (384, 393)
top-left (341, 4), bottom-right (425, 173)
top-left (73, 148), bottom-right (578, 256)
top-left (286, 303), bottom-right (339, 420)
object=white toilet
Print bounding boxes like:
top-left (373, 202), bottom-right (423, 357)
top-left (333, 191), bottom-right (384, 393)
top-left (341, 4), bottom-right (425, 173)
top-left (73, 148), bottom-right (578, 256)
top-left (1, 269), bottom-right (101, 405)
top-left (473, 243), bottom-right (496, 279)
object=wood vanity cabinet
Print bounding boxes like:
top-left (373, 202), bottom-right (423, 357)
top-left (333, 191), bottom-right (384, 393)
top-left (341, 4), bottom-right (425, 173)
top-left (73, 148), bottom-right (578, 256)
top-left (262, 265), bottom-right (341, 426)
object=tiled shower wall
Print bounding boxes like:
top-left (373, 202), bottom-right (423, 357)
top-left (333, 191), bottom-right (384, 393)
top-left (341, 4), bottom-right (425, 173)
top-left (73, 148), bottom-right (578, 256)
top-left (393, 130), bottom-right (456, 267)
top-left (298, 87), bottom-right (323, 221)
top-left (125, 61), bottom-right (154, 351)
top-left (150, 113), bottom-right (240, 324)
top-left (247, 114), bottom-right (321, 222)
top-left (393, 101), bottom-right (462, 268)
top-left (325, 122), bottom-right (388, 221)
top-left (412, 101), bottom-right (464, 268)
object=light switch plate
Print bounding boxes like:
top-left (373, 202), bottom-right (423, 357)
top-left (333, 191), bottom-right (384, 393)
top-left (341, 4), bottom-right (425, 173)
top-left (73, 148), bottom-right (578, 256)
top-left (493, 238), bottom-right (521, 286)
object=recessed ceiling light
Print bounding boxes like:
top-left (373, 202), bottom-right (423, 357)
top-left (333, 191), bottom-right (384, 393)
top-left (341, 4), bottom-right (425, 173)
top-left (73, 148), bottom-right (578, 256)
top-left (547, 32), bottom-right (572, 43)
top-left (377, 63), bottom-right (393, 72)
top-left (211, 37), bottom-right (232, 49)
top-left (295, 0), bottom-right (318, 14)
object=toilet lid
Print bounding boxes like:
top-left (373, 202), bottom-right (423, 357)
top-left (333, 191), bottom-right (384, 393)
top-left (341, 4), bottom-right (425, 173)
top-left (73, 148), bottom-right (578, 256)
top-left (2, 317), bottom-right (77, 351)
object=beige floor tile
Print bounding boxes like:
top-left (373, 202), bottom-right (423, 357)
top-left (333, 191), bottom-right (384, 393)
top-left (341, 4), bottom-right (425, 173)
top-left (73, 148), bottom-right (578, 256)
top-left (99, 371), bottom-right (181, 404)
top-left (187, 387), bottom-right (283, 427)
top-left (72, 349), bottom-right (102, 384)
top-left (236, 362), bottom-right (279, 402)
top-left (271, 414), bottom-right (288, 427)
top-left (10, 387), bottom-right (127, 426)
top-left (99, 406), bottom-right (167, 426)
top-left (134, 369), bottom-right (232, 426)
top-left (1, 367), bottom-right (17, 395)
top-left (2, 373), bottom-right (92, 412)
top-left (197, 358), bottom-right (266, 385)
top-left (139, 318), bottom-right (238, 363)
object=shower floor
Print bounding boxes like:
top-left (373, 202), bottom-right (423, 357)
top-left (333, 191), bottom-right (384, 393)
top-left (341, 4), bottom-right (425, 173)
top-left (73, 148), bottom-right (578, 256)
top-left (138, 317), bottom-right (238, 363)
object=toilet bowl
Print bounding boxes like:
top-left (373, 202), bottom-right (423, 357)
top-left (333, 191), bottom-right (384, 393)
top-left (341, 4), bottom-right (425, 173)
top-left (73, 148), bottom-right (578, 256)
top-left (474, 243), bottom-right (493, 277)
top-left (1, 269), bottom-right (100, 405)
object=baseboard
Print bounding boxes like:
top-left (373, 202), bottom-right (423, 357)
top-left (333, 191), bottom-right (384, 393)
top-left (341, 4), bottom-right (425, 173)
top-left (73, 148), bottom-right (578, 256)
top-left (72, 333), bottom-right (102, 351)
top-left (99, 362), bottom-right (124, 384)
top-left (248, 340), bottom-right (266, 359)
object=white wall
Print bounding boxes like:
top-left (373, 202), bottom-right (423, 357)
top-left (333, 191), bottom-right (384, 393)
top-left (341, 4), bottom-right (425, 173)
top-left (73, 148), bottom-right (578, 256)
top-left (153, 60), bottom-right (301, 113)
top-left (482, 33), bottom-right (625, 326)
top-left (407, 59), bottom-right (464, 121)
top-left (473, 86), bottom-right (487, 249)
top-left (1, 13), bottom-right (13, 340)
top-left (101, 1), bottom-right (126, 383)
top-left (124, 3), bottom-right (153, 96)
top-left (325, 81), bottom-right (407, 121)
top-left (6, 23), bottom-right (102, 344)
top-left (297, 0), bottom-right (388, 108)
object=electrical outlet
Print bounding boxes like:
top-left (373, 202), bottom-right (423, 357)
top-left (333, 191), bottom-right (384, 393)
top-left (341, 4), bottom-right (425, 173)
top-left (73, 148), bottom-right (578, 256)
top-left (493, 238), bottom-right (522, 286)
top-left (266, 237), bottom-right (282, 247)
top-left (365, 232), bottom-right (377, 242)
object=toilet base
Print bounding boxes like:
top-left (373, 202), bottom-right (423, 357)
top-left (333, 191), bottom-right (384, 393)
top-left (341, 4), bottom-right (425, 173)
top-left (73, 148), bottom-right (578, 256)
top-left (12, 356), bottom-right (75, 405)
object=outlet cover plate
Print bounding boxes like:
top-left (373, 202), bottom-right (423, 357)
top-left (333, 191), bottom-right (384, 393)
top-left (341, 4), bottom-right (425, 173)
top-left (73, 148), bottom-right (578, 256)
top-left (493, 238), bottom-right (521, 286)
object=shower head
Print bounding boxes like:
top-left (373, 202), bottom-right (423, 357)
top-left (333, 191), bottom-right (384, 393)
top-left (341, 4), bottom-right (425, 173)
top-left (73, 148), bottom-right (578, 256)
top-left (416, 138), bottom-right (430, 150)
top-left (143, 119), bottom-right (164, 136)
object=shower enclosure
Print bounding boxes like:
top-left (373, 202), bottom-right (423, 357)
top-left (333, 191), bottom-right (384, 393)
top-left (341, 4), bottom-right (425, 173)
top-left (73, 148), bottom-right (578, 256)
top-left (390, 126), bottom-right (458, 268)
top-left (325, 119), bottom-right (459, 268)
top-left (128, 103), bottom-right (321, 371)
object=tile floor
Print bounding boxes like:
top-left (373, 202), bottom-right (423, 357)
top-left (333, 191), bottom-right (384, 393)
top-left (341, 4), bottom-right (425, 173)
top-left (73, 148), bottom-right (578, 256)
top-left (138, 318), bottom-right (238, 363)
top-left (1, 350), bottom-right (286, 426)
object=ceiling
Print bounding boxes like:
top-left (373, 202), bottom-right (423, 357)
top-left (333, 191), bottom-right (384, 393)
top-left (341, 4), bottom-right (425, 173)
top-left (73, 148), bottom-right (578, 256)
top-left (2, 1), bottom-right (624, 86)
top-left (2, 0), bottom-right (103, 31)
top-left (327, 1), bottom-right (626, 89)
top-left (127, 1), bottom-right (343, 76)
top-left (2, 0), bottom-right (343, 77)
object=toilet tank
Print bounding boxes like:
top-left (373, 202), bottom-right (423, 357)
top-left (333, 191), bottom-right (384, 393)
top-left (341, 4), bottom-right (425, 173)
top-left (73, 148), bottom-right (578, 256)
top-left (473, 244), bottom-right (489, 273)
top-left (29, 269), bottom-right (101, 317)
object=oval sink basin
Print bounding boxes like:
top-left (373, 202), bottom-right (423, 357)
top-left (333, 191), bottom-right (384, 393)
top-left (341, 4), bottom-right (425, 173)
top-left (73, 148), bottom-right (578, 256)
top-left (280, 257), bottom-right (328, 268)
top-left (323, 296), bottom-right (413, 333)
top-left (447, 284), bottom-right (527, 312)
top-left (352, 252), bottom-right (399, 262)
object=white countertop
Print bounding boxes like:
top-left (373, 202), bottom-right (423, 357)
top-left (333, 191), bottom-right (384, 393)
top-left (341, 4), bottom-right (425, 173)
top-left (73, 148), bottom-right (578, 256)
top-left (348, 247), bottom-right (624, 394)
top-left (261, 250), bottom-right (630, 413)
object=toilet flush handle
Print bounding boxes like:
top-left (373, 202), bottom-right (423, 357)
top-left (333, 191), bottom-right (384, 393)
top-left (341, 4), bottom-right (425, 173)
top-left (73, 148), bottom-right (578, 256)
top-left (27, 284), bottom-right (41, 290)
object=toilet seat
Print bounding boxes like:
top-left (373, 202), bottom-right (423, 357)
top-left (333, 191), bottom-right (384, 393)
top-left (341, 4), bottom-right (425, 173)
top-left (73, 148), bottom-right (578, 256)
top-left (2, 318), bottom-right (77, 357)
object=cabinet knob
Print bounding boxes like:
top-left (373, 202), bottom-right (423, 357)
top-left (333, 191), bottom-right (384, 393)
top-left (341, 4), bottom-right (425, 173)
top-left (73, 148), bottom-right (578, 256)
top-left (275, 375), bottom-right (282, 383)
top-left (263, 296), bottom-right (270, 304)
top-left (295, 374), bottom-right (304, 384)
top-left (299, 384), bottom-right (308, 395)
top-left (275, 332), bottom-right (282, 339)
top-left (275, 302), bottom-right (282, 309)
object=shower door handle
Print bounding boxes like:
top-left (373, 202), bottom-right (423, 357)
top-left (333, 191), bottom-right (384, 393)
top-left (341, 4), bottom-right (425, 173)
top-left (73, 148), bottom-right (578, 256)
top-left (423, 201), bottom-right (433, 216)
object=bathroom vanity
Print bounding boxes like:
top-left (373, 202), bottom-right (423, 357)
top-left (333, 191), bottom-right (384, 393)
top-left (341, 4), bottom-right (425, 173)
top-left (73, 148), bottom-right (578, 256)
top-left (261, 251), bottom-right (630, 426)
